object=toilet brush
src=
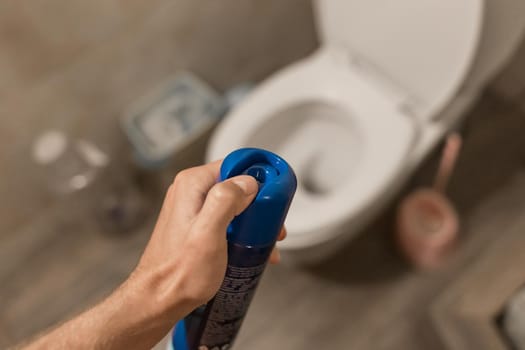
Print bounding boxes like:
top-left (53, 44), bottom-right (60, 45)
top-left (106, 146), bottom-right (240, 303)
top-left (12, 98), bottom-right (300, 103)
top-left (396, 133), bottom-right (463, 269)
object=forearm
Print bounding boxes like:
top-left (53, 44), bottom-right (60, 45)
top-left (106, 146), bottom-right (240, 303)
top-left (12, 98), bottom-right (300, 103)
top-left (19, 271), bottom-right (187, 350)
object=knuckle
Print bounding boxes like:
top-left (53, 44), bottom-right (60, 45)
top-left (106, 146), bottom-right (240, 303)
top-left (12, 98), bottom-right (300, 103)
top-left (173, 169), bottom-right (207, 190)
top-left (173, 169), bottom-right (193, 185)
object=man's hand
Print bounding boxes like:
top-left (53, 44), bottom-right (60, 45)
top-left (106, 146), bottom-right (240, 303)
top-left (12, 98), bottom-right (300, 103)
top-left (131, 160), bottom-right (285, 317)
top-left (21, 160), bottom-right (286, 350)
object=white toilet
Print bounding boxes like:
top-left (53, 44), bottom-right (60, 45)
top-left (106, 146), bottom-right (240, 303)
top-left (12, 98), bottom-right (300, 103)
top-left (207, 0), bottom-right (525, 262)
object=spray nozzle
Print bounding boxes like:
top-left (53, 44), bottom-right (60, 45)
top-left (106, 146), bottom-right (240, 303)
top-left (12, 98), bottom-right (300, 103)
top-left (220, 148), bottom-right (297, 247)
top-left (243, 163), bottom-right (279, 185)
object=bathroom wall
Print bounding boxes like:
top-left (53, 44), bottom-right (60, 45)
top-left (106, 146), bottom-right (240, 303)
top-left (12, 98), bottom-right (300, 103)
top-left (0, 0), bottom-right (318, 235)
top-left (491, 39), bottom-right (525, 109)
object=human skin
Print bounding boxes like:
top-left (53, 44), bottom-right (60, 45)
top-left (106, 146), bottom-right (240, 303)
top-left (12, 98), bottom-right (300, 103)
top-left (18, 160), bottom-right (285, 350)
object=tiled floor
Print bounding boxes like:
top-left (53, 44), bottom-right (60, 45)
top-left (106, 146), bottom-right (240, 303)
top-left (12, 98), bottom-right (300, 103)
top-left (1, 91), bottom-right (525, 349)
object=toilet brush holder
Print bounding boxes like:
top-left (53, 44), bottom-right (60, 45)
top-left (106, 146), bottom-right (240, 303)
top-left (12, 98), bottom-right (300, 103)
top-left (396, 133), bottom-right (462, 269)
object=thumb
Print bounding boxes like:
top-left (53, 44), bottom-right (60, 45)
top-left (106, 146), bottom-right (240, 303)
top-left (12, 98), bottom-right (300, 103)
top-left (191, 175), bottom-right (258, 242)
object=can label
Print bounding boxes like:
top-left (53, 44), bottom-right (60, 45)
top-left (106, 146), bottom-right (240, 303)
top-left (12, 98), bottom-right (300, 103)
top-left (185, 243), bottom-right (273, 350)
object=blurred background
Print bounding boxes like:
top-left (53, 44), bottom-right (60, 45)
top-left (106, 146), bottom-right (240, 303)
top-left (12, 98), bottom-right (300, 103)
top-left (1, 1), bottom-right (525, 349)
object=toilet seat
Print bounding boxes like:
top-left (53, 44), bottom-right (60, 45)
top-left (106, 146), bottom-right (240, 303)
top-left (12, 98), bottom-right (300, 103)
top-left (208, 49), bottom-right (415, 249)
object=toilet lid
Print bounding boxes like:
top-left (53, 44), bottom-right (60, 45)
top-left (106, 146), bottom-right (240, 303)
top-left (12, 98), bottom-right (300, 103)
top-left (315, 0), bottom-right (483, 118)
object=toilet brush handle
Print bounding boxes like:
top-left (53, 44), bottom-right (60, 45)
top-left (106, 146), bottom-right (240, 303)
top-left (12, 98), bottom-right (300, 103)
top-left (434, 133), bottom-right (462, 193)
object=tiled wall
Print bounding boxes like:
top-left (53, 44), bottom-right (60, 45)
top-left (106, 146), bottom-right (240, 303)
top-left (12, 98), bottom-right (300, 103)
top-left (0, 0), bottom-right (318, 234)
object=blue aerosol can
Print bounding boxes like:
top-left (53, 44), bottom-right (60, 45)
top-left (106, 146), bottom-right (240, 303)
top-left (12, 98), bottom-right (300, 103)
top-left (170, 148), bottom-right (297, 350)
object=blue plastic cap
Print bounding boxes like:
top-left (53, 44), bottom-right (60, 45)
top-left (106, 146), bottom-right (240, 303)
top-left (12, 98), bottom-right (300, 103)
top-left (220, 148), bottom-right (297, 247)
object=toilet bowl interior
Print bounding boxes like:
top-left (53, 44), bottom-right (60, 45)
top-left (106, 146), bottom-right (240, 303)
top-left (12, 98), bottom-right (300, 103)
top-left (245, 100), bottom-right (363, 197)
top-left (226, 92), bottom-right (413, 244)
